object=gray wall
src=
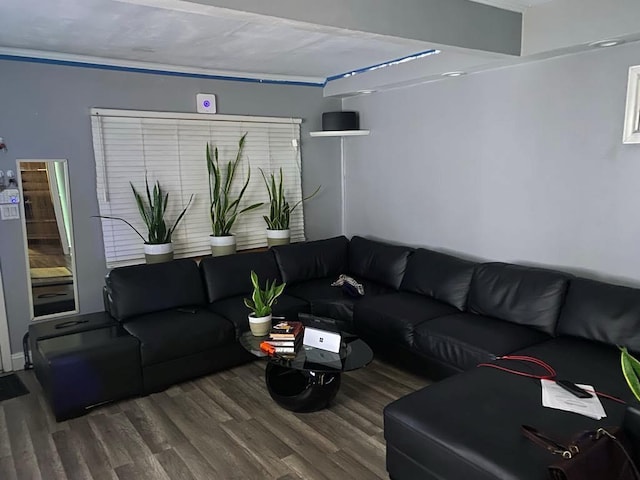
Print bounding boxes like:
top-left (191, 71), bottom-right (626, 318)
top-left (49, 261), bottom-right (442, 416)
top-left (343, 41), bottom-right (640, 286)
top-left (0, 59), bottom-right (341, 353)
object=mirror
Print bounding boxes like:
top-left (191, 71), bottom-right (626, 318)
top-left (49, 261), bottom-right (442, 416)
top-left (17, 160), bottom-right (78, 319)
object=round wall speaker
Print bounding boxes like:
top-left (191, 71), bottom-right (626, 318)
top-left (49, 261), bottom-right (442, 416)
top-left (322, 111), bottom-right (360, 131)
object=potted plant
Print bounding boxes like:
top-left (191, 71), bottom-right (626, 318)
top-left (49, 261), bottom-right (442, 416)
top-left (621, 347), bottom-right (640, 462)
top-left (207, 133), bottom-right (262, 256)
top-left (95, 178), bottom-right (193, 264)
top-left (244, 270), bottom-right (286, 336)
top-left (260, 167), bottom-right (320, 247)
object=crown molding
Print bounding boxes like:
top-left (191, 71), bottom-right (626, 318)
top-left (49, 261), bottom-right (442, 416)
top-left (0, 47), bottom-right (325, 86)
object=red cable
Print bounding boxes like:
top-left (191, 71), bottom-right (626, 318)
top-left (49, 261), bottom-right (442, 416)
top-left (477, 355), bottom-right (626, 404)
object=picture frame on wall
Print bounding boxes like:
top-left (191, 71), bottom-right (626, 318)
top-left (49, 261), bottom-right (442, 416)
top-left (623, 65), bottom-right (640, 144)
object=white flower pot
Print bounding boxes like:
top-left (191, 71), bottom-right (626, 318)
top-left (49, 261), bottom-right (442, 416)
top-left (144, 243), bottom-right (174, 264)
top-left (266, 229), bottom-right (291, 247)
top-left (249, 313), bottom-right (272, 337)
top-left (210, 235), bottom-right (236, 257)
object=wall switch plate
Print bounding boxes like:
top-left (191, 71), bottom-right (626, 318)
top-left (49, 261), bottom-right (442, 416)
top-left (1, 204), bottom-right (19, 220)
top-left (196, 94), bottom-right (217, 114)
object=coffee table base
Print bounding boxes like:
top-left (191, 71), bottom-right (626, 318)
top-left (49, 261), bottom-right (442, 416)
top-left (265, 363), bottom-right (341, 412)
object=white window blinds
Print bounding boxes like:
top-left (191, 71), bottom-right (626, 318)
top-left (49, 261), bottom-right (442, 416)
top-left (91, 109), bottom-right (304, 268)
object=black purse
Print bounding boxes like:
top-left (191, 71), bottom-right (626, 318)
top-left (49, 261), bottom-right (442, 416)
top-left (522, 425), bottom-right (640, 480)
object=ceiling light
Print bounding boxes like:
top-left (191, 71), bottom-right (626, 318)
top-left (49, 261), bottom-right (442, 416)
top-left (442, 71), bottom-right (466, 77)
top-left (588, 39), bottom-right (623, 48)
top-left (357, 90), bottom-right (375, 94)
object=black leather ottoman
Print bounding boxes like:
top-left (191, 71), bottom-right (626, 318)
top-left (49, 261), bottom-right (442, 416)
top-left (34, 325), bottom-right (142, 421)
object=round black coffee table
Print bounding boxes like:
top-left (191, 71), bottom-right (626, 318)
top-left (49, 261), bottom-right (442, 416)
top-left (239, 331), bottom-right (373, 412)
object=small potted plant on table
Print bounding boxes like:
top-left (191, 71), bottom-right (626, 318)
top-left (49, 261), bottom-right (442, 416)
top-left (244, 271), bottom-right (286, 336)
top-left (96, 178), bottom-right (192, 264)
top-left (260, 167), bottom-right (320, 247)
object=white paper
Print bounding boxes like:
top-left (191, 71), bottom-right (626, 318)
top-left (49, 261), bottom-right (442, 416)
top-left (540, 379), bottom-right (607, 420)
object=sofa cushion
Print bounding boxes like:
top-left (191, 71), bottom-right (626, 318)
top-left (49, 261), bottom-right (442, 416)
top-left (353, 292), bottom-right (458, 349)
top-left (285, 277), bottom-right (393, 325)
top-left (272, 236), bottom-right (349, 285)
top-left (400, 248), bottom-right (476, 310)
top-left (200, 251), bottom-right (281, 303)
top-left (122, 308), bottom-right (234, 366)
top-left (106, 259), bottom-right (206, 321)
top-left (468, 263), bottom-right (569, 335)
top-left (207, 294), bottom-right (309, 338)
top-left (385, 336), bottom-right (632, 480)
top-left (348, 236), bottom-right (412, 290)
top-left (413, 313), bottom-right (550, 372)
top-left (557, 277), bottom-right (640, 352)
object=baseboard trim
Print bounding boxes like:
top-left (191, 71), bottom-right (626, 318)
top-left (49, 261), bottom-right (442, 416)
top-left (10, 352), bottom-right (24, 372)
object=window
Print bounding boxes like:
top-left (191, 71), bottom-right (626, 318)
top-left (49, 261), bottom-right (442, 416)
top-left (91, 109), bottom-right (304, 268)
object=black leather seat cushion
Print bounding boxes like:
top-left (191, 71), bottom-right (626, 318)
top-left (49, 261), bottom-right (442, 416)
top-left (557, 277), bottom-right (640, 352)
top-left (468, 263), bottom-right (569, 335)
top-left (285, 277), bottom-right (393, 324)
top-left (413, 313), bottom-right (550, 372)
top-left (272, 236), bottom-right (348, 285)
top-left (354, 292), bottom-right (458, 349)
top-left (106, 259), bottom-right (206, 321)
top-left (122, 308), bottom-right (235, 366)
top-left (385, 337), bottom-right (632, 480)
top-left (400, 248), bottom-right (476, 310)
top-left (200, 251), bottom-right (281, 303)
top-left (207, 294), bottom-right (309, 337)
top-left (349, 236), bottom-right (412, 290)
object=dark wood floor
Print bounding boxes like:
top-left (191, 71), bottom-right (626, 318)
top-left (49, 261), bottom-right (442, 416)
top-left (0, 359), bottom-right (429, 480)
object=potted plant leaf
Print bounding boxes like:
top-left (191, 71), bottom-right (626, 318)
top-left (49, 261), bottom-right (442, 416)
top-left (260, 167), bottom-right (320, 247)
top-left (95, 178), bottom-right (193, 264)
top-left (207, 133), bottom-right (262, 256)
top-left (244, 270), bottom-right (286, 336)
top-left (621, 347), bottom-right (640, 462)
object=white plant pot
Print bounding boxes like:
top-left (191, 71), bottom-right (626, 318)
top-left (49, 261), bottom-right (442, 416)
top-left (210, 235), bottom-right (236, 256)
top-left (144, 243), bottom-right (174, 264)
top-left (249, 313), bottom-right (272, 337)
top-left (266, 229), bottom-right (291, 247)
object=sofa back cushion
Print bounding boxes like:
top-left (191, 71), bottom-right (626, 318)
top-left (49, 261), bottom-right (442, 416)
top-left (557, 278), bottom-right (640, 351)
top-left (106, 259), bottom-right (205, 321)
top-left (349, 236), bottom-right (412, 290)
top-left (273, 236), bottom-right (349, 285)
top-left (200, 251), bottom-right (281, 303)
top-left (468, 263), bottom-right (569, 335)
top-left (400, 248), bottom-right (476, 310)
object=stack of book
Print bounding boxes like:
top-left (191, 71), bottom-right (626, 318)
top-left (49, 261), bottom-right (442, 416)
top-left (259, 321), bottom-right (304, 356)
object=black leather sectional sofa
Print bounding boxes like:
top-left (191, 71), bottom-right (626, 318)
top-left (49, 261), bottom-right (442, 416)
top-left (30, 235), bottom-right (640, 480)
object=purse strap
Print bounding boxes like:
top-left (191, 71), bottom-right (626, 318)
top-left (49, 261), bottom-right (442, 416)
top-left (522, 425), bottom-right (576, 458)
top-left (597, 428), bottom-right (640, 480)
top-left (522, 425), bottom-right (640, 479)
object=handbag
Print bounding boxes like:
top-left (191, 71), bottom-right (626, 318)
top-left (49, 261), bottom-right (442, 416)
top-left (522, 425), bottom-right (640, 480)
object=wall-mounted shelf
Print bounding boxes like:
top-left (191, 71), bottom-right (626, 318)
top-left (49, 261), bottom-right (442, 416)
top-left (309, 130), bottom-right (370, 137)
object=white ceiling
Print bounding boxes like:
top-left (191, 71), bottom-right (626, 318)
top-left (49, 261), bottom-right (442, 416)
top-left (1, 0), bottom-right (636, 96)
top-left (0, 0), bottom-right (442, 84)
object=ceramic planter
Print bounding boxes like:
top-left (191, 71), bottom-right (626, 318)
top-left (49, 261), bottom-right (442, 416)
top-left (144, 243), bottom-right (174, 264)
top-left (266, 229), bottom-right (291, 247)
top-left (210, 235), bottom-right (236, 256)
top-left (249, 313), bottom-right (272, 337)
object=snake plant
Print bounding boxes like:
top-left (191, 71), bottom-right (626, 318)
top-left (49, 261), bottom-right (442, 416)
top-left (243, 270), bottom-right (286, 317)
top-left (96, 178), bottom-right (192, 244)
top-left (260, 167), bottom-right (320, 230)
top-left (621, 347), bottom-right (640, 402)
top-left (207, 133), bottom-right (262, 236)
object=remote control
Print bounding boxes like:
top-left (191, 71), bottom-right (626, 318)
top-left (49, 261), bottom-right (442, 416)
top-left (555, 380), bottom-right (593, 398)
